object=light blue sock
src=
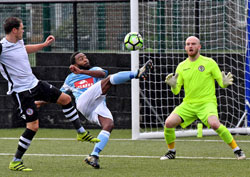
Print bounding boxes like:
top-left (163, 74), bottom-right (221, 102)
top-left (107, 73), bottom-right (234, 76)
top-left (91, 130), bottom-right (110, 157)
top-left (110, 71), bottom-right (138, 85)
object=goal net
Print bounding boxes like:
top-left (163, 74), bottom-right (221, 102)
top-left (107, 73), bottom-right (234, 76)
top-left (132, 0), bottom-right (250, 139)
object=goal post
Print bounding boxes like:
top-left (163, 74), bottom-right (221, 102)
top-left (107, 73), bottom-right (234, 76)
top-left (131, 0), bottom-right (140, 140)
top-left (132, 0), bottom-right (250, 139)
top-left (245, 0), bottom-right (250, 127)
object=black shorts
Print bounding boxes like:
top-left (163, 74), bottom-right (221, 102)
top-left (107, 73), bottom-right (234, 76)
top-left (11, 81), bottom-right (62, 123)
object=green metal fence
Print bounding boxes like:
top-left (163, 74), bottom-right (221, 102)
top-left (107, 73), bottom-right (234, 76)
top-left (0, 0), bottom-right (247, 53)
top-left (0, 1), bottom-right (130, 53)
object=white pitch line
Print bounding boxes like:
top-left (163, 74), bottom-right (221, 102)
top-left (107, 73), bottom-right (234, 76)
top-left (0, 137), bottom-right (250, 143)
top-left (0, 153), bottom-right (244, 160)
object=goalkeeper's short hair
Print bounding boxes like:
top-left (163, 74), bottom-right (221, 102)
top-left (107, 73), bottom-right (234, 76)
top-left (70, 51), bottom-right (80, 64)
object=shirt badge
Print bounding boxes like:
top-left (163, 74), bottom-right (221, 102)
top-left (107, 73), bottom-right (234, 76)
top-left (198, 65), bottom-right (205, 72)
top-left (26, 108), bottom-right (34, 116)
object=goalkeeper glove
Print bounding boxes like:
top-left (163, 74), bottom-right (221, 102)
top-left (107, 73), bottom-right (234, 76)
top-left (222, 71), bottom-right (233, 87)
top-left (165, 73), bottom-right (178, 88)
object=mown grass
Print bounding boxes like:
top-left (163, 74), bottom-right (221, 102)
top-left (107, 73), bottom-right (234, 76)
top-left (0, 128), bottom-right (249, 177)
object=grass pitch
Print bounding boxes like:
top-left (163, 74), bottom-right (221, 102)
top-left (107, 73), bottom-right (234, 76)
top-left (0, 128), bottom-right (250, 177)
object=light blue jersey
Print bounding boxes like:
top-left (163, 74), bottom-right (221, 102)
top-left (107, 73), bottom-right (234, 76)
top-left (60, 67), bottom-right (108, 102)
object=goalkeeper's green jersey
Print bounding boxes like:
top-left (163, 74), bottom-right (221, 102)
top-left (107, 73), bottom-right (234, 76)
top-left (172, 55), bottom-right (225, 104)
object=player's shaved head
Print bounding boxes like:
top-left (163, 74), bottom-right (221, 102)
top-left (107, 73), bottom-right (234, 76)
top-left (185, 36), bottom-right (201, 60)
top-left (185, 36), bottom-right (200, 45)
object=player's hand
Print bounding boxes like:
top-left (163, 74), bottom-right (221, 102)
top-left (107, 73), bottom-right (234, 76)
top-left (70, 65), bottom-right (82, 74)
top-left (44, 35), bottom-right (55, 47)
top-left (35, 100), bottom-right (47, 108)
top-left (222, 71), bottom-right (233, 87)
top-left (165, 73), bottom-right (178, 88)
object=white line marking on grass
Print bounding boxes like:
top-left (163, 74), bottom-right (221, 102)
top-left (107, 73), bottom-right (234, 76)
top-left (0, 153), bottom-right (245, 160)
top-left (0, 137), bottom-right (250, 143)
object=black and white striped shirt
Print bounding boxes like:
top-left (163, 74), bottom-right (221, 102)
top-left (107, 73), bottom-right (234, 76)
top-left (0, 38), bottom-right (38, 94)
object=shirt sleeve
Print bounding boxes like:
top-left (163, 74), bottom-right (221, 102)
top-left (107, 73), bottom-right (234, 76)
top-left (211, 59), bottom-right (226, 88)
top-left (171, 65), bottom-right (183, 95)
top-left (60, 77), bottom-right (72, 94)
top-left (91, 67), bottom-right (108, 78)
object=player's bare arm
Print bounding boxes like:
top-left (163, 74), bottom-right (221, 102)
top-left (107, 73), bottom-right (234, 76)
top-left (25, 35), bottom-right (55, 54)
top-left (69, 65), bottom-right (106, 78)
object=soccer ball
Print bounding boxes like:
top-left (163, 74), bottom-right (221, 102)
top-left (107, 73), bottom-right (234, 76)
top-left (124, 32), bottom-right (143, 51)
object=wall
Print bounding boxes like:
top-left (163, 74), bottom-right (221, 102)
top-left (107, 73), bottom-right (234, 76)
top-left (0, 53), bottom-right (132, 129)
top-left (0, 53), bottom-right (245, 129)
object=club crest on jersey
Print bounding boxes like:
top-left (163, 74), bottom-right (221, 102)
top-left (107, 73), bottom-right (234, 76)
top-left (74, 78), bottom-right (94, 89)
top-left (26, 108), bottom-right (34, 116)
top-left (198, 65), bottom-right (205, 72)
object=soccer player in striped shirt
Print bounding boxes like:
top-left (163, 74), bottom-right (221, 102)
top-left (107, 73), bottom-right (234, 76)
top-left (161, 36), bottom-right (246, 160)
top-left (0, 17), bottom-right (99, 172)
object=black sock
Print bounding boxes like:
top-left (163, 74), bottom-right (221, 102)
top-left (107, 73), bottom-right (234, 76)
top-left (15, 128), bottom-right (36, 159)
top-left (62, 102), bottom-right (83, 131)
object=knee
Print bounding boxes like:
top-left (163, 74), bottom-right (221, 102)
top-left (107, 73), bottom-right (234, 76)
top-left (27, 121), bottom-right (39, 132)
top-left (208, 117), bottom-right (221, 130)
top-left (64, 94), bottom-right (72, 104)
top-left (165, 121), bottom-right (172, 128)
top-left (164, 113), bottom-right (182, 128)
top-left (102, 121), bottom-right (114, 133)
top-left (32, 125), bottom-right (39, 132)
top-left (210, 122), bottom-right (220, 130)
top-left (165, 119), bottom-right (175, 128)
top-left (58, 93), bottom-right (72, 105)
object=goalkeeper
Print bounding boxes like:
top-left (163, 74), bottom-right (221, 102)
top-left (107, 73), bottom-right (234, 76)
top-left (161, 36), bottom-right (246, 160)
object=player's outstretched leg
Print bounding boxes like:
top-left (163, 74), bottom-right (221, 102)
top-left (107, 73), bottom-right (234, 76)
top-left (136, 59), bottom-right (153, 80)
top-left (9, 160), bottom-right (32, 172)
top-left (108, 59), bottom-right (153, 86)
top-left (85, 155), bottom-right (100, 169)
top-left (77, 131), bottom-right (100, 143)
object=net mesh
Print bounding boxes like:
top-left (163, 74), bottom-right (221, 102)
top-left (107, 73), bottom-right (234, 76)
top-left (138, 0), bottom-right (248, 134)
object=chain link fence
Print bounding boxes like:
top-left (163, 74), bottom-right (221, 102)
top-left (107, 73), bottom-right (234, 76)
top-left (0, 1), bottom-right (130, 53)
top-left (0, 0), bottom-right (247, 53)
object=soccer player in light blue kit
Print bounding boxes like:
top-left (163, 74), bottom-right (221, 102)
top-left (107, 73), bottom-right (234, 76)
top-left (60, 52), bottom-right (153, 168)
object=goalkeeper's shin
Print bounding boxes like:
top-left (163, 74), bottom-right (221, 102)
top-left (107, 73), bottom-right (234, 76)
top-left (164, 127), bottom-right (176, 148)
top-left (215, 125), bottom-right (233, 144)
